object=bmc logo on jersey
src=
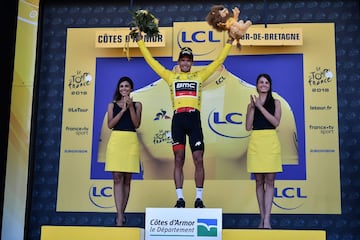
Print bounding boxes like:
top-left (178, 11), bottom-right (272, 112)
top-left (175, 82), bottom-right (197, 90)
top-left (174, 81), bottom-right (198, 97)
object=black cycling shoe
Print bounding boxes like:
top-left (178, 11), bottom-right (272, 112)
top-left (194, 198), bottom-right (205, 208)
top-left (174, 198), bottom-right (186, 208)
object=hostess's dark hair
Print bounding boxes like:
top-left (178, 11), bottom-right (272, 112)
top-left (113, 76), bottom-right (134, 101)
top-left (256, 73), bottom-right (275, 110)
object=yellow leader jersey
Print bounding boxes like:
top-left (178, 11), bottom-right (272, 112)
top-left (137, 40), bottom-right (233, 111)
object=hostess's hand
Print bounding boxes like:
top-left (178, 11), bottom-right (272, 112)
top-left (127, 96), bottom-right (134, 109)
top-left (253, 95), bottom-right (264, 108)
top-left (120, 97), bottom-right (129, 112)
top-left (249, 95), bottom-right (255, 108)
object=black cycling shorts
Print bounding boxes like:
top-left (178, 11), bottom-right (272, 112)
top-left (171, 110), bottom-right (204, 152)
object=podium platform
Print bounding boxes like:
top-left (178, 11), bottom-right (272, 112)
top-left (223, 229), bottom-right (326, 240)
top-left (41, 225), bottom-right (326, 240)
top-left (41, 226), bottom-right (144, 240)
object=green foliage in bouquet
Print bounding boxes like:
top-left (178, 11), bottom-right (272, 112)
top-left (129, 9), bottom-right (160, 39)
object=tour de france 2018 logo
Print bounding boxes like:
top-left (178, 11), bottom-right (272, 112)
top-left (197, 219), bottom-right (218, 237)
top-left (68, 70), bottom-right (92, 95)
top-left (307, 67), bottom-right (333, 93)
top-left (152, 109), bottom-right (172, 145)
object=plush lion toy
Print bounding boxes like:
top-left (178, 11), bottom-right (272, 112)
top-left (206, 5), bottom-right (252, 49)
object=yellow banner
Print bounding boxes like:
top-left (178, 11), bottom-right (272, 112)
top-left (95, 30), bottom-right (166, 48)
top-left (241, 27), bottom-right (303, 46)
top-left (57, 23), bottom-right (340, 214)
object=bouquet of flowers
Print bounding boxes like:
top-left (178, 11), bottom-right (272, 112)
top-left (129, 9), bottom-right (160, 39)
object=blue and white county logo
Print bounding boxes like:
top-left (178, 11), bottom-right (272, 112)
top-left (197, 219), bottom-right (218, 237)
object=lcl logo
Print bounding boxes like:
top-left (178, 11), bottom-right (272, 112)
top-left (179, 30), bottom-right (221, 43)
top-left (273, 187), bottom-right (307, 210)
top-left (88, 185), bottom-right (114, 208)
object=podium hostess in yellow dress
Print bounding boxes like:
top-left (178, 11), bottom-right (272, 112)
top-left (105, 76), bottom-right (142, 226)
top-left (246, 73), bottom-right (282, 229)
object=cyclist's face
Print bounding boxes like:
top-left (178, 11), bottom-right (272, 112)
top-left (178, 56), bottom-right (193, 73)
